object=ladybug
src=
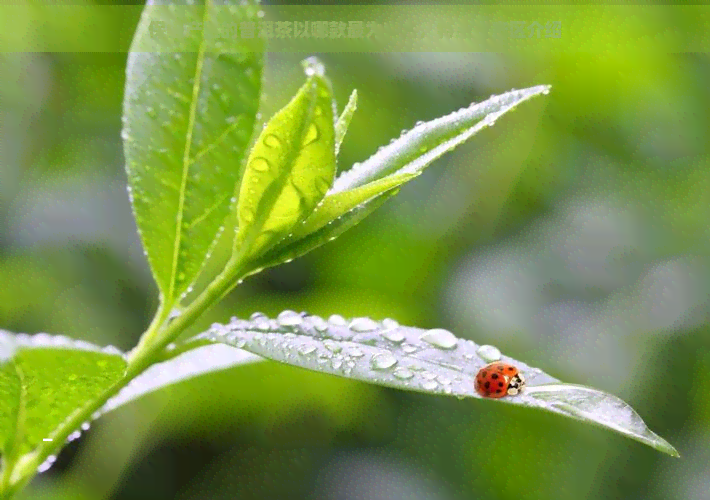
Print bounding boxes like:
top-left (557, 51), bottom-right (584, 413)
top-left (474, 362), bottom-right (525, 398)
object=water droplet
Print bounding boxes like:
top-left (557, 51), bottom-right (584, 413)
top-left (347, 347), bottom-right (364, 357)
top-left (393, 367), bottom-right (414, 380)
top-left (328, 314), bottom-right (347, 326)
top-left (302, 56), bottom-right (325, 77)
top-left (476, 344), bottom-right (501, 362)
top-left (298, 345), bottom-right (317, 355)
top-left (349, 317), bottom-right (378, 332)
top-left (256, 319), bottom-right (270, 331)
top-left (402, 344), bottom-right (418, 354)
top-left (277, 310), bottom-right (302, 327)
top-left (81, 422), bottom-right (90, 431)
top-left (422, 380), bottom-right (438, 391)
top-left (67, 430), bottom-right (82, 442)
top-left (437, 375), bottom-right (451, 385)
top-left (309, 315), bottom-right (328, 332)
top-left (250, 157), bottom-right (269, 172)
top-left (371, 352), bottom-right (397, 370)
top-left (263, 134), bottom-right (281, 148)
top-left (302, 123), bottom-right (319, 146)
top-left (382, 328), bottom-right (405, 343)
top-left (421, 371), bottom-right (437, 380)
top-left (331, 359), bottom-right (343, 370)
top-left (324, 340), bottom-right (342, 353)
top-left (382, 318), bottom-right (399, 329)
top-left (419, 328), bottom-right (458, 350)
top-left (38, 455), bottom-right (57, 473)
top-left (250, 312), bottom-right (266, 321)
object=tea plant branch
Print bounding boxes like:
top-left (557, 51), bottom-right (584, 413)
top-left (3, 255), bottom-right (251, 497)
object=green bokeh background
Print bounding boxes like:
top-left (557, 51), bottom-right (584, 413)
top-left (1, 3), bottom-right (709, 500)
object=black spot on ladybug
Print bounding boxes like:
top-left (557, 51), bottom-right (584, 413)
top-left (498, 382), bottom-right (504, 387)
top-left (495, 389), bottom-right (502, 394)
top-left (507, 367), bottom-right (515, 372)
top-left (491, 374), bottom-right (499, 379)
top-left (484, 381), bottom-right (490, 389)
top-left (481, 371), bottom-right (487, 377)
top-left (498, 365), bottom-right (504, 371)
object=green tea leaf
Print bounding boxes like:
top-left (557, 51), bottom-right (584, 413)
top-left (332, 85), bottom-right (550, 193)
top-left (235, 59), bottom-right (336, 259)
top-left (248, 187), bottom-right (398, 275)
top-left (123, 1), bottom-right (263, 306)
top-left (0, 331), bottom-right (126, 458)
top-left (291, 172), bottom-right (417, 240)
top-left (191, 314), bottom-right (678, 457)
top-left (335, 89), bottom-right (357, 156)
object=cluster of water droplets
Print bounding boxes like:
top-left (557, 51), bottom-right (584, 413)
top-left (190, 312), bottom-right (554, 399)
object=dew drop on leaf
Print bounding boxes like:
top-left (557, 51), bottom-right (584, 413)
top-left (349, 317), bottom-right (379, 332)
top-left (328, 314), bottom-right (347, 326)
top-left (393, 367), bottom-right (414, 380)
top-left (263, 134), bottom-right (281, 148)
top-left (371, 352), bottom-right (398, 370)
top-left (250, 157), bottom-right (270, 172)
top-left (477, 344), bottom-right (502, 362)
top-left (277, 310), bottom-right (302, 327)
top-left (419, 328), bottom-right (458, 349)
top-left (382, 328), bottom-right (405, 343)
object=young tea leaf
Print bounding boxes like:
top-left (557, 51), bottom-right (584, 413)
top-left (335, 89), bottom-right (357, 157)
top-left (189, 313), bottom-right (678, 457)
top-left (123, 1), bottom-right (263, 306)
top-left (246, 187), bottom-right (399, 275)
top-left (291, 172), bottom-right (417, 240)
top-left (331, 85), bottom-right (550, 193)
top-left (235, 58), bottom-right (336, 259)
top-left (0, 331), bottom-right (126, 460)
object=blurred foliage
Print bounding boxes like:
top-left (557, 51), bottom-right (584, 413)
top-left (1, 2), bottom-right (709, 500)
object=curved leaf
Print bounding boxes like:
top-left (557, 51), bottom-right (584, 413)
top-left (247, 187), bottom-right (398, 274)
top-left (335, 89), bottom-right (357, 156)
top-left (235, 58), bottom-right (336, 259)
top-left (123, 0), bottom-right (263, 305)
top-left (189, 313), bottom-right (678, 457)
top-left (291, 172), bottom-right (417, 240)
top-left (331, 85), bottom-right (550, 193)
top-left (98, 343), bottom-right (261, 418)
top-left (0, 331), bottom-right (126, 459)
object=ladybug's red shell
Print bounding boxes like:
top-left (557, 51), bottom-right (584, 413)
top-left (474, 362), bottom-right (525, 398)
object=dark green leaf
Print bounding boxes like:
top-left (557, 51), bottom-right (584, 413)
top-left (0, 331), bottom-right (126, 458)
top-left (123, 0), bottom-right (263, 305)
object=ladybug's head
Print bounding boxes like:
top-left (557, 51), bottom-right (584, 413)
top-left (506, 372), bottom-right (526, 396)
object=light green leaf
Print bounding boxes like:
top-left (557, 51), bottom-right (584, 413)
top-left (291, 172), bottom-right (417, 240)
top-left (332, 85), bottom-right (551, 193)
top-left (0, 331), bottom-right (126, 460)
top-left (190, 313), bottom-right (678, 457)
top-left (247, 187), bottom-right (398, 275)
top-left (123, 0), bottom-right (263, 306)
top-left (235, 59), bottom-right (336, 259)
top-left (335, 89), bottom-right (357, 156)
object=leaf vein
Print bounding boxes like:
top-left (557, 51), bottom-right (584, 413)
top-left (168, 0), bottom-right (211, 301)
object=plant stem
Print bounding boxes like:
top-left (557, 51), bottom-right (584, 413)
top-left (3, 258), bottom-right (247, 498)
